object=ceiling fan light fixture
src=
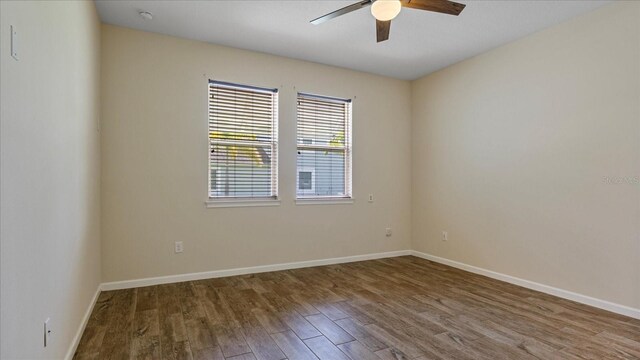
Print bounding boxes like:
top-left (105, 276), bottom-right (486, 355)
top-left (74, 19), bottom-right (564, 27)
top-left (371, 0), bottom-right (402, 21)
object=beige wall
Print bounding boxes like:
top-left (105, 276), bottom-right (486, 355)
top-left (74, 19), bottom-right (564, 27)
top-left (100, 25), bottom-right (412, 282)
top-left (411, 1), bottom-right (640, 309)
top-left (0, 1), bottom-right (102, 359)
top-left (3, 5), bottom-right (635, 357)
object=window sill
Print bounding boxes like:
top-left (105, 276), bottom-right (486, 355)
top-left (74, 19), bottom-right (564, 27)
top-left (295, 198), bottom-right (354, 206)
top-left (205, 199), bottom-right (281, 208)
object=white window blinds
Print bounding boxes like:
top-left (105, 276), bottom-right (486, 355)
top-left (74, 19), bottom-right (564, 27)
top-left (296, 93), bottom-right (352, 198)
top-left (209, 81), bottom-right (278, 199)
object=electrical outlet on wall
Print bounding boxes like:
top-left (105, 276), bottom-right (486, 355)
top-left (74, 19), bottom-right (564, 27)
top-left (385, 227), bottom-right (392, 237)
top-left (368, 194), bottom-right (374, 202)
top-left (442, 231), bottom-right (448, 241)
top-left (175, 241), bottom-right (183, 253)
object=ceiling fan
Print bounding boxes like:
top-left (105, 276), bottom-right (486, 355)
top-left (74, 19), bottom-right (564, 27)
top-left (310, 0), bottom-right (466, 43)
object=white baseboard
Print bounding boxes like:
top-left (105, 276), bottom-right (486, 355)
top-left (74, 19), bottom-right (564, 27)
top-left (411, 250), bottom-right (640, 320)
top-left (65, 285), bottom-right (101, 360)
top-left (96, 249), bottom-right (639, 321)
top-left (100, 250), bottom-right (412, 291)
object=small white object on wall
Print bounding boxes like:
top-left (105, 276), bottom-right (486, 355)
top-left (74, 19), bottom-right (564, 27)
top-left (44, 318), bottom-right (51, 347)
top-left (11, 25), bottom-right (18, 60)
top-left (138, 11), bottom-right (153, 20)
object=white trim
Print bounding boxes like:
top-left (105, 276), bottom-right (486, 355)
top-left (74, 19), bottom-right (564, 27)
top-left (100, 250), bottom-right (411, 291)
top-left (410, 251), bottom-right (640, 320)
top-left (205, 199), bottom-right (281, 208)
top-left (64, 286), bottom-right (101, 360)
top-left (96, 250), bottom-right (639, 320)
top-left (296, 197), bottom-right (354, 205)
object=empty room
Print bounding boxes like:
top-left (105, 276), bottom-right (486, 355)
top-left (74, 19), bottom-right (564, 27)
top-left (1, 0), bottom-right (639, 359)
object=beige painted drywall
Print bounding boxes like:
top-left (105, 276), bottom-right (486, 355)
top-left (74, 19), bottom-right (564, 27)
top-left (411, 1), bottom-right (640, 309)
top-left (0, 1), bottom-right (102, 359)
top-left (100, 25), bottom-right (412, 282)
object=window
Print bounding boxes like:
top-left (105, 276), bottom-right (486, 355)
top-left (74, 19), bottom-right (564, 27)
top-left (296, 93), bottom-right (352, 199)
top-left (208, 80), bottom-right (278, 200)
top-left (298, 167), bottom-right (315, 192)
top-left (299, 172), bottom-right (313, 190)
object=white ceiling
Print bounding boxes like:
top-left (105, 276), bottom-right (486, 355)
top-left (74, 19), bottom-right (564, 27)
top-left (95, 0), bottom-right (610, 80)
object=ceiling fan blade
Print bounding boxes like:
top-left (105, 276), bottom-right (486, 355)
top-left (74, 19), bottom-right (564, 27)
top-left (376, 20), bottom-right (391, 42)
top-left (401, 0), bottom-right (466, 16)
top-left (311, 0), bottom-right (373, 25)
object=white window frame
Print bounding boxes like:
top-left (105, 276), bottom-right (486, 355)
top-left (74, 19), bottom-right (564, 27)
top-left (295, 92), bottom-right (353, 205)
top-left (206, 80), bottom-right (280, 208)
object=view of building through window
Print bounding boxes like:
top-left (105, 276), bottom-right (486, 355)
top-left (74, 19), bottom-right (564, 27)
top-left (296, 93), bottom-right (352, 198)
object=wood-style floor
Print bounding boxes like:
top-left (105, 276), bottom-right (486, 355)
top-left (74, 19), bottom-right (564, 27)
top-left (74, 256), bottom-right (640, 360)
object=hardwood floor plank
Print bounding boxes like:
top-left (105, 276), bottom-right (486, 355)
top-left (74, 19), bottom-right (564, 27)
top-left (226, 353), bottom-right (258, 360)
top-left (88, 292), bottom-right (117, 325)
top-left (74, 256), bottom-right (639, 360)
top-left (305, 314), bottom-right (354, 345)
top-left (303, 335), bottom-right (351, 360)
top-left (337, 340), bottom-right (381, 360)
top-left (210, 323), bottom-right (252, 358)
top-left (132, 335), bottom-right (161, 360)
top-left (374, 348), bottom-right (409, 360)
top-left (595, 330), bottom-right (640, 357)
top-left (313, 302), bottom-right (349, 321)
top-left (270, 330), bottom-right (319, 360)
top-left (73, 353), bottom-right (100, 360)
top-left (280, 310), bottom-right (322, 340)
top-left (453, 314), bottom-right (559, 359)
top-left (184, 317), bottom-right (215, 351)
top-left (161, 340), bottom-right (193, 360)
top-left (96, 289), bottom-right (136, 359)
top-left (287, 293), bottom-right (321, 316)
top-left (132, 309), bottom-right (161, 359)
top-left (240, 316), bottom-right (287, 360)
top-left (252, 308), bottom-right (289, 334)
top-left (73, 325), bottom-right (106, 358)
top-left (364, 324), bottom-right (424, 358)
top-left (334, 318), bottom-right (388, 352)
top-left (136, 286), bottom-right (159, 313)
top-left (157, 284), bottom-right (193, 359)
top-left (332, 301), bottom-right (376, 325)
top-left (192, 346), bottom-right (225, 360)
